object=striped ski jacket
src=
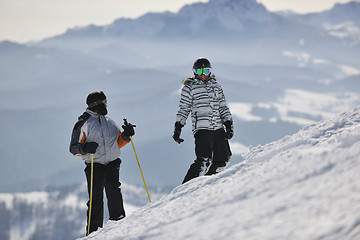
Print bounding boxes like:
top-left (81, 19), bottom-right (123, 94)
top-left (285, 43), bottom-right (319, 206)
top-left (176, 76), bottom-right (232, 134)
top-left (70, 109), bottom-right (130, 164)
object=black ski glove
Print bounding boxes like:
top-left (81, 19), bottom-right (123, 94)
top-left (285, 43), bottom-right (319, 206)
top-left (122, 124), bottom-right (135, 137)
top-left (122, 119), bottom-right (135, 137)
top-left (173, 122), bottom-right (184, 144)
top-left (82, 142), bottom-right (99, 154)
top-left (224, 120), bottom-right (234, 140)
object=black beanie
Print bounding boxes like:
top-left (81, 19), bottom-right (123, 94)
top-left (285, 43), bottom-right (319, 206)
top-left (86, 91), bottom-right (108, 115)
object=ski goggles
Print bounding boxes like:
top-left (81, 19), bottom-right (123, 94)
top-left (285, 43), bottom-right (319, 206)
top-left (87, 99), bottom-right (107, 108)
top-left (193, 68), bottom-right (211, 75)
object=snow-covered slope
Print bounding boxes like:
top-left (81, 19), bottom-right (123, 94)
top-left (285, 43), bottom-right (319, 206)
top-left (80, 106), bottom-right (360, 240)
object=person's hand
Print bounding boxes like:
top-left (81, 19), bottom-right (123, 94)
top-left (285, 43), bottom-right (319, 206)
top-left (224, 121), bottom-right (234, 140)
top-left (122, 124), bottom-right (135, 137)
top-left (82, 142), bottom-right (99, 154)
top-left (173, 122), bottom-right (184, 144)
top-left (122, 118), bottom-right (136, 137)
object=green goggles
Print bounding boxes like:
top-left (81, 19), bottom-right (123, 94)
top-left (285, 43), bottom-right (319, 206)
top-left (193, 68), bottom-right (211, 75)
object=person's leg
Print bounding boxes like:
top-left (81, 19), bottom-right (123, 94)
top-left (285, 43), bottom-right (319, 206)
top-left (206, 129), bottom-right (232, 175)
top-left (182, 130), bottom-right (214, 184)
top-left (85, 163), bottom-right (105, 234)
top-left (104, 158), bottom-right (126, 220)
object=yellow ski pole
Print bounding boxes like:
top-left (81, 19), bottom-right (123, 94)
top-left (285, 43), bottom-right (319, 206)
top-left (129, 136), bottom-right (151, 202)
top-left (87, 154), bottom-right (94, 236)
top-left (124, 119), bottom-right (151, 202)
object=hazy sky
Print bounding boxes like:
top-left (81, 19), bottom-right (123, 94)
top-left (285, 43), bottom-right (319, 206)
top-left (0, 0), bottom-right (357, 43)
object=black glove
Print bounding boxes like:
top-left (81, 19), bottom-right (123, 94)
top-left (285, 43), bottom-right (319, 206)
top-left (224, 121), bottom-right (234, 140)
top-left (82, 142), bottom-right (98, 154)
top-left (122, 119), bottom-right (135, 137)
top-left (122, 124), bottom-right (135, 137)
top-left (173, 122), bottom-right (184, 144)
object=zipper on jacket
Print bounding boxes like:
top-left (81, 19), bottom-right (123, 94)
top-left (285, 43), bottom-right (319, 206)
top-left (98, 115), bottom-right (107, 164)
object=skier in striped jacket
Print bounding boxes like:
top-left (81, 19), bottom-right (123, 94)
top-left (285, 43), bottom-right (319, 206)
top-left (173, 57), bottom-right (234, 184)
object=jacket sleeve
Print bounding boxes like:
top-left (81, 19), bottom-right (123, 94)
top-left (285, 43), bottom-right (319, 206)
top-left (218, 85), bottom-right (232, 123)
top-left (176, 84), bottom-right (192, 125)
top-left (69, 116), bottom-right (88, 156)
top-left (117, 130), bottom-right (130, 148)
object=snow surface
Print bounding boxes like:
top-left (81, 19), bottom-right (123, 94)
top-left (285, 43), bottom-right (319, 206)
top-left (79, 106), bottom-right (360, 240)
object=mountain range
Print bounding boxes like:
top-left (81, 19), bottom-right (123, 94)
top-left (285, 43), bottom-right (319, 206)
top-left (0, 0), bottom-right (359, 194)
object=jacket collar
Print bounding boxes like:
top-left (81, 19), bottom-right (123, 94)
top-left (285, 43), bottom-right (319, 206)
top-left (183, 75), bottom-right (216, 85)
top-left (86, 108), bottom-right (101, 117)
top-left (194, 76), bottom-right (216, 84)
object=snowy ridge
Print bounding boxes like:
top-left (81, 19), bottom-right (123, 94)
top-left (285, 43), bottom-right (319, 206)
top-left (178, 0), bottom-right (271, 23)
top-left (244, 105), bottom-right (360, 161)
top-left (80, 106), bottom-right (360, 240)
top-left (46, 0), bottom-right (276, 40)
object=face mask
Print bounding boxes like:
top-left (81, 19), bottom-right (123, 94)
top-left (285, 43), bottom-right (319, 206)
top-left (96, 104), bottom-right (108, 115)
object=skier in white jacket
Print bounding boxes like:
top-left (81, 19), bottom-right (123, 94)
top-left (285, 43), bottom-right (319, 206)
top-left (173, 57), bottom-right (234, 184)
top-left (70, 91), bottom-right (134, 235)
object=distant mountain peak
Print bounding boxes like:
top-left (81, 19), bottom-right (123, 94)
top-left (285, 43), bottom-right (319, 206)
top-left (174, 0), bottom-right (271, 35)
top-left (179, 0), bottom-right (269, 19)
top-left (333, 0), bottom-right (360, 9)
top-left (0, 40), bottom-right (26, 51)
top-left (0, 40), bottom-right (22, 47)
top-left (293, 0), bottom-right (360, 28)
top-left (210, 0), bottom-right (264, 7)
top-left (330, 1), bottom-right (360, 22)
top-left (79, 0), bottom-right (273, 39)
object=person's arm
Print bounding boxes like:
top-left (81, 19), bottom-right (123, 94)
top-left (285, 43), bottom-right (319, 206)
top-left (173, 84), bottom-right (192, 144)
top-left (70, 118), bottom-right (88, 156)
top-left (218, 85), bottom-right (232, 123)
top-left (176, 84), bottom-right (193, 126)
top-left (217, 85), bottom-right (233, 139)
top-left (70, 113), bottom-right (98, 155)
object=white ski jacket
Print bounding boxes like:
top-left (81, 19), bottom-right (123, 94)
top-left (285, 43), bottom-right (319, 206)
top-left (176, 76), bottom-right (232, 134)
top-left (70, 109), bottom-right (130, 164)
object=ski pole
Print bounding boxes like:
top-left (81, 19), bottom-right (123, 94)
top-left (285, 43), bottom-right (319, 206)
top-left (87, 154), bottom-right (94, 236)
top-left (124, 119), bottom-right (151, 203)
top-left (130, 136), bottom-right (151, 202)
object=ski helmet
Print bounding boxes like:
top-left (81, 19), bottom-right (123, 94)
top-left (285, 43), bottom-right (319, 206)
top-left (86, 91), bottom-right (108, 115)
top-left (193, 57), bottom-right (212, 69)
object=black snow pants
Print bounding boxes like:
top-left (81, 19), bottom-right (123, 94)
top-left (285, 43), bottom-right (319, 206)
top-left (84, 158), bottom-right (125, 235)
top-left (182, 129), bottom-right (232, 184)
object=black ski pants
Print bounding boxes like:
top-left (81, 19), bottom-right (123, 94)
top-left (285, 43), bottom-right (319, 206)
top-left (182, 129), bottom-right (232, 184)
top-left (84, 158), bottom-right (125, 235)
